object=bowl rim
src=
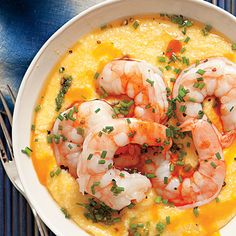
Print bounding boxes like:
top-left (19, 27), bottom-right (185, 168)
top-left (12, 0), bottom-right (236, 235)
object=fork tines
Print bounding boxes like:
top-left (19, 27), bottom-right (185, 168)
top-left (0, 85), bottom-right (16, 161)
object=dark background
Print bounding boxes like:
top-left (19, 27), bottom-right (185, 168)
top-left (0, 0), bottom-right (234, 235)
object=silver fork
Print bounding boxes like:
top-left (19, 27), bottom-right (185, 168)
top-left (0, 85), bottom-right (48, 236)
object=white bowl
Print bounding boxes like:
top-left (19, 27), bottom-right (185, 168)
top-left (12, 0), bottom-right (236, 235)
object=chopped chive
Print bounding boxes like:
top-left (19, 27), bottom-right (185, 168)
top-left (186, 142), bottom-right (191, 147)
top-left (182, 56), bottom-right (189, 65)
top-left (108, 163), bottom-right (113, 169)
top-left (21, 146), bottom-right (32, 156)
top-left (100, 86), bottom-right (108, 98)
top-left (215, 152), bottom-right (221, 160)
top-left (128, 131), bottom-right (136, 138)
top-left (146, 79), bottom-right (154, 86)
top-left (180, 47), bottom-right (186, 53)
top-left (34, 105), bottom-right (41, 112)
top-left (68, 144), bottom-right (73, 149)
top-left (31, 124), bottom-right (35, 131)
top-left (169, 163), bottom-right (175, 172)
top-left (165, 65), bottom-right (172, 71)
top-left (232, 43), bottom-right (236, 50)
top-left (58, 114), bottom-right (64, 121)
top-left (98, 131), bottom-right (103, 137)
top-left (196, 69), bottom-right (206, 75)
top-left (184, 36), bottom-right (190, 43)
top-left (162, 199), bottom-right (168, 204)
top-left (215, 197), bottom-right (220, 203)
top-left (158, 56), bottom-right (166, 62)
top-left (94, 72), bottom-right (100, 79)
top-left (198, 82), bottom-right (205, 90)
top-left (189, 97), bottom-right (196, 102)
top-left (164, 176), bottom-right (168, 184)
top-left (202, 24), bottom-right (212, 36)
top-left (182, 27), bottom-right (187, 35)
top-left (173, 68), bottom-right (181, 74)
top-left (166, 216), bottom-right (170, 225)
top-left (113, 218), bottom-right (121, 223)
top-left (170, 78), bottom-right (176, 82)
top-left (176, 161), bottom-right (184, 166)
top-left (193, 207), bottom-right (199, 217)
top-left (156, 222), bottom-right (165, 234)
top-left (146, 173), bottom-right (156, 178)
top-left (210, 162), bottom-right (217, 168)
top-left (132, 20), bottom-right (140, 29)
top-left (145, 159), bottom-right (152, 164)
top-left (197, 77), bottom-right (204, 81)
top-left (77, 127), bottom-right (84, 136)
top-left (55, 168), bottom-right (61, 176)
top-left (155, 196), bottom-right (162, 203)
top-left (87, 154), bottom-right (93, 160)
top-left (198, 110), bottom-right (204, 119)
top-left (101, 150), bottom-right (107, 159)
top-left (98, 160), bottom-right (106, 164)
top-left (91, 181), bottom-right (100, 194)
top-left (166, 128), bottom-right (173, 138)
top-left (179, 105), bottom-right (186, 113)
top-left (126, 118), bottom-right (131, 124)
top-left (178, 175), bottom-right (183, 183)
top-left (61, 208), bottom-right (70, 219)
top-left (95, 108), bottom-right (101, 113)
top-left (119, 173), bottom-right (125, 177)
top-left (145, 104), bottom-right (151, 109)
top-left (47, 135), bottom-right (53, 144)
top-left (230, 106), bottom-right (234, 112)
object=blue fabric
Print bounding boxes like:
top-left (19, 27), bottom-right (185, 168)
top-left (0, 0), bottom-right (234, 235)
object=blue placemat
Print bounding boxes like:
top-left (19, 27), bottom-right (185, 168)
top-left (0, 0), bottom-right (234, 235)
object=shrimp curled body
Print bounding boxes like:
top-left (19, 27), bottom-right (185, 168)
top-left (97, 59), bottom-right (168, 123)
top-left (141, 119), bottom-right (225, 209)
top-left (52, 100), bottom-right (114, 177)
top-left (173, 57), bottom-right (236, 145)
top-left (77, 118), bottom-right (171, 210)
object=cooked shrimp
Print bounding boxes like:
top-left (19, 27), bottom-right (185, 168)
top-left (173, 57), bottom-right (236, 144)
top-left (77, 118), bottom-right (171, 210)
top-left (97, 59), bottom-right (168, 123)
top-left (141, 118), bottom-right (225, 209)
top-left (52, 100), bottom-right (114, 177)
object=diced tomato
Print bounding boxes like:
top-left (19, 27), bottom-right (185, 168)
top-left (166, 40), bottom-right (182, 58)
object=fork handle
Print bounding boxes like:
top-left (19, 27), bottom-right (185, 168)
top-left (29, 203), bottom-right (49, 236)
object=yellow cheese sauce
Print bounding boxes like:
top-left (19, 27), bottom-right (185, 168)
top-left (30, 15), bottom-right (236, 235)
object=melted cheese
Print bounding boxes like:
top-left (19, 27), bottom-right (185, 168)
top-left (31, 15), bottom-right (236, 235)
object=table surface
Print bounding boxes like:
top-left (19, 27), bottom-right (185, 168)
top-left (0, 0), bottom-right (235, 235)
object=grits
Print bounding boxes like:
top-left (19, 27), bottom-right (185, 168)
top-left (30, 15), bottom-right (236, 235)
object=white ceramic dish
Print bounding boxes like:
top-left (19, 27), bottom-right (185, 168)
top-left (12, 0), bottom-right (236, 235)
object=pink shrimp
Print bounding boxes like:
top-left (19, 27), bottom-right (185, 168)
top-left (173, 57), bottom-right (236, 146)
top-left (97, 59), bottom-right (168, 123)
top-left (141, 118), bottom-right (225, 209)
top-left (52, 100), bottom-right (114, 177)
top-left (77, 118), bottom-right (171, 210)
